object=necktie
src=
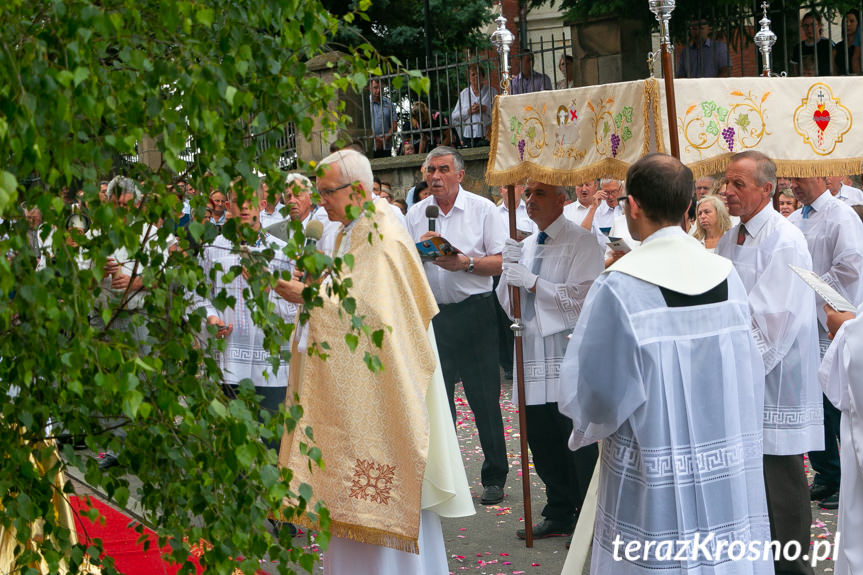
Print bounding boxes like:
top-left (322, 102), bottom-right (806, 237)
top-left (736, 224), bottom-right (747, 246)
top-left (802, 204), bottom-right (814, 219)
top-left (530, 231), bottom-right (549, 275)
top-left (523, 231), bottom-right (548, 322)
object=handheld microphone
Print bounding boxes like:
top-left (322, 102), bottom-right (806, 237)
top-left (426, 204), bottom-right (439, 232)
top-left (300, 219), bottom-right (324, 282)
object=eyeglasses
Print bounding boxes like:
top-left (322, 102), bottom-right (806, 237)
top-left (618, 195), bottom-right (630, 210)
top-left (317, 182), bottom-right (352, 196)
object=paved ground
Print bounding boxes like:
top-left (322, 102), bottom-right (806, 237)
top-left (68, 374), bottom-right (839, 575)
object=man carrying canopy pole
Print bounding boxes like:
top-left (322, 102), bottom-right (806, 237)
top-left (497, 181), bottom-right (603, 544)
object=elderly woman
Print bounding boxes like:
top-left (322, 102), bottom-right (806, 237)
top-left (693, 195), bottom-right (731, 252)
top-left (776, 188), bottom-right (799, 217)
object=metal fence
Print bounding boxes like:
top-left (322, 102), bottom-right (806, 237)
top-left (359, 1), bottom-right (861, 157)
top-left (359, 34), bottom-right (576, 159)
top-left (672, 0), bottom-right (863, 79)
top-left (123, 123), bottom-right (298, 173)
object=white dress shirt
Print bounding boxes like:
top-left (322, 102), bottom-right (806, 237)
top-left (258, 203), bottom-right (286, 229)
top-left (835, 184), bottom-right (863, 205)
top-left (562, 201), bottom-right (592, 226)
top-left (406, 188), bottom-right (507, 304)
top-left (788, 190), bottom-right (863, 349)
top-left (495, 200), bottom-right (536, 237)
top-left (450, 85), bottom-right (497, 140)
top-left (592, 203), bottom-right (622, 233)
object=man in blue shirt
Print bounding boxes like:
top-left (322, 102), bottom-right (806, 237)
top-left (369, 78), bottom-right (395, 158)
top-left (676, 19), bottom-right (729, 78)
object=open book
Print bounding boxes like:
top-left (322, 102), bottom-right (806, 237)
top-left (416, 236), bottom-right (461, 260)
top-left (789, 264), bottom-right (856, 313)
top-left (606, 236), bottom-right (632, 253)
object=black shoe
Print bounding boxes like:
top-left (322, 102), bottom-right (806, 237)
top-left (269, 519), bottom-right (299, 538)
top-left (480, 485), bottom-right (504, 505)
top-left (516, 518), bottom-right (574, 540)
top-left (820, 492), bottom-right (839, 509)
top-left (97, 452), bottom-right (119, 470)
top-left (809, 482), bottom-right (838, 501)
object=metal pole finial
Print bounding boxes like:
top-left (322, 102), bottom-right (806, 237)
top-left (648, 0), bottom-right (676, 49)
top-left (490, 3), bottom-right (515, 95)
top-left (754, 1), bottom-right (777, 76)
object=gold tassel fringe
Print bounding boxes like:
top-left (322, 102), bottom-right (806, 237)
top-left (485, 94), bottom-right (503, 183)
top-left (486, 158), bottom-right (632, 187)
top-left (644, 78), bottom-right (665, 156)
top-left (774, 158), bottom-right (863, 178)
top-left (686, 154), bottom-right (863, 179)
top-left (289, 515), bottom-right (420, 555)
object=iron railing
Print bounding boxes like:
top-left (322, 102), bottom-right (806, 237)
top-left (359, 2), bottom-right (861, 158)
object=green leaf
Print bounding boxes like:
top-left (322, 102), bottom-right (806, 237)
top-left (73, 67), bottom-right (90, 87)
top-left (371, 329), bottom-right (385, 348)
top-left (0, 171), bottom-right (18, 212)
top-left (196, 8), bottom-right (215, 26)
top-left (123, 390), bottom-right (144, 418)
top-left (209, 399), bottom-right (228, 419)
top-left (345, 333), bottom-right (359, 352)
top-left (225, 85), bottom-right (238, 105)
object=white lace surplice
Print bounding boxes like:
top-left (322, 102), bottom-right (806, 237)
top-left (716, 208), bottom-right (824, 455)
top-left (559, 270), bottom-right (772, 574)
top-left (194, 234), bottom-right (295, 387)
top-left (496, 215), bottom-right (604, 405)
top-left (819, 305), bottom-right (863, 575)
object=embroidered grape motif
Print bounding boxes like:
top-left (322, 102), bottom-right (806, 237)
top-left (610, 133), bottom-right (621, 158)
top-left (721, 127), bottom-right (735, 151)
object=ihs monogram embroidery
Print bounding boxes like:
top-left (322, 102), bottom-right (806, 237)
top-left (349, 459), bottom-right (397, 505)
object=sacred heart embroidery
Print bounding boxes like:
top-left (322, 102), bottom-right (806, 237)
top-left (813, 105), bottom-right (830, 132)
top-left (793, 82), bottom-right (852, 156)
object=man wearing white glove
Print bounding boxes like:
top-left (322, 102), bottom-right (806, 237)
top-left (496, 181), bottom-right (604, 542)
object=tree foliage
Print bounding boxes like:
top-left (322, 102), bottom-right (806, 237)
top-left (323, 0), bottom-right (494, 65)
top-left (0, 1), bottom-right (407, 573)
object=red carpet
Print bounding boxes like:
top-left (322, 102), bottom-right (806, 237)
top-left (70, 495), bottom-right (205, 575)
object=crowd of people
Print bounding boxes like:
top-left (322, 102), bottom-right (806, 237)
top-left (14, 141), bottom-right (863, 575)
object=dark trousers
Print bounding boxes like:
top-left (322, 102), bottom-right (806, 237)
top-left (223, 384), bottom-right (287, 452)
top-left (763, 454), bottom-right (815, 575)
top-left (433, 292), bottom-right (508, 487)
top-left (808, 394), bottom-right (841, 488)
top-left (492, 276), bottom-right (514, 375)
top-left (526, 403), bottom-right (597, 524)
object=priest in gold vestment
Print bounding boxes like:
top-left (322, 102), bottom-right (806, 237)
top-left (276, 149), bottom-right (474, 574)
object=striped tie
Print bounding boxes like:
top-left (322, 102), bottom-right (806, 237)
top-left (802, 204), bottom-right (814, 219)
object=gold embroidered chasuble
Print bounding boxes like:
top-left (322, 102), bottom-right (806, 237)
top-left (279, 202), bottom-right (439, 553)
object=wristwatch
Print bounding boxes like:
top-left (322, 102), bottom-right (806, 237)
top-left (466, 256), bottom-right (475, 273)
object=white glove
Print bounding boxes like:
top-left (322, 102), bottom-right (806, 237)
top-left (502, 262), bottom-right (537, 290)
top-left (502, 237), bottom-right (523, 264)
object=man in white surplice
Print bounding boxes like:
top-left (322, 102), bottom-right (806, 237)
top-left (819, 304), bottom-right (863, 575)
top-left (496, 181), bottom-right (604, 541)
top-left (787, 176), bottom-right (863, 510)
top-left (716, 151), bottom-right (822, 575)
top-left (560, 153), bottom-right (772, 574)
top-left (193, 185), bottom-right (296, 450)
